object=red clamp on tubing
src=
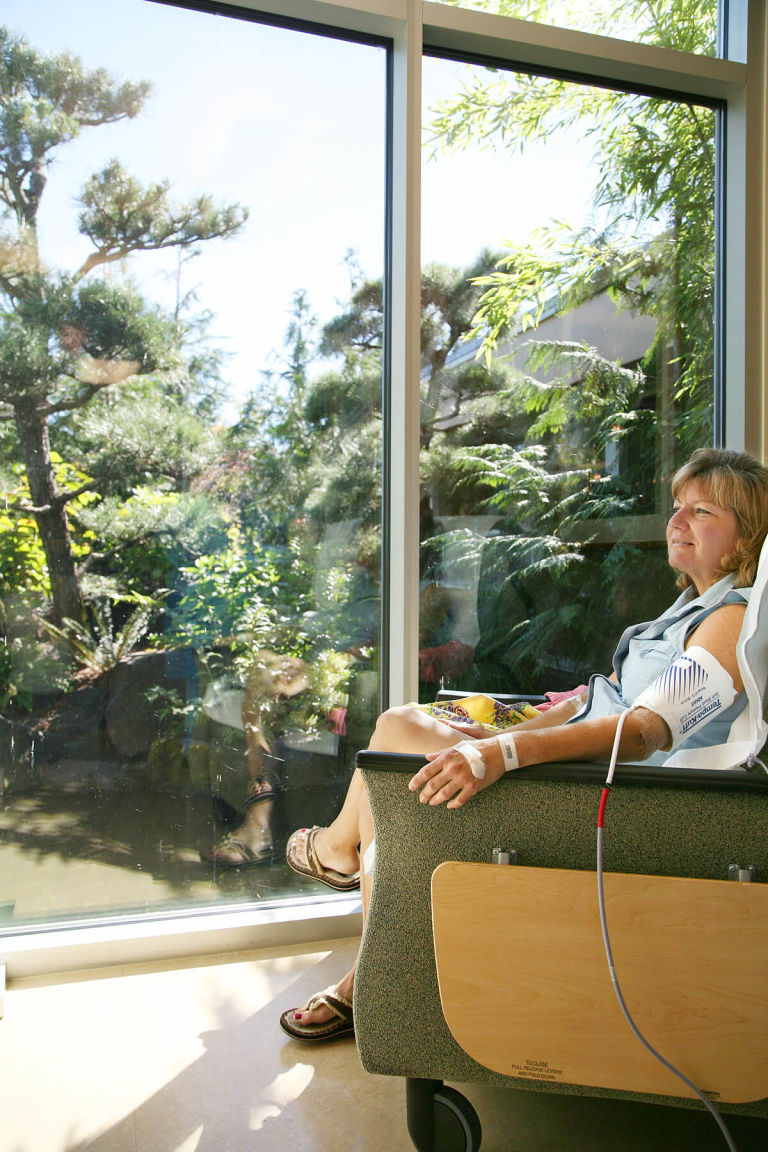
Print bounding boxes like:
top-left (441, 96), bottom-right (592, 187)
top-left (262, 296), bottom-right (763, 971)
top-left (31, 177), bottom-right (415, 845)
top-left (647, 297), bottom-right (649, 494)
top-left (597, 785), bottom-right (611, 828)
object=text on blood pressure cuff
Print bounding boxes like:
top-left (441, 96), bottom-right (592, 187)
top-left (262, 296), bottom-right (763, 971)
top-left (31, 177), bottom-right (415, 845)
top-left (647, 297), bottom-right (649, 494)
top-left (632, 644), bottom-right (736, 750)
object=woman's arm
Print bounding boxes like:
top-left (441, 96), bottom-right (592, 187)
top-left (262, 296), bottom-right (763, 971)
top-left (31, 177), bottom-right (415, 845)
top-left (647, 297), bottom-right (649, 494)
top-left (409, 706), bottom-right (669, 809)
top-left (440, 693), bottom-right (588, 739)
top-left (411, 602), bottom-right (747, 809)
top-left (684, 603), bottom-right (745, 690)
top-left (509, 693), bottom-right (587, 729)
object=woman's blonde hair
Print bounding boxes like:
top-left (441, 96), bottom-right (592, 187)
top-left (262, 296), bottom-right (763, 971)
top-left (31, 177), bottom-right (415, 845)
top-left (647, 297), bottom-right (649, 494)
top-left (671, 447), bottom-right (768, 588)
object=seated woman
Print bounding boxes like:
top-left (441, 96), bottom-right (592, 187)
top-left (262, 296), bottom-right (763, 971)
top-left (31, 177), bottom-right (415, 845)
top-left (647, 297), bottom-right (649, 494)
top-left (280, 447), bottom-right (768, 1042)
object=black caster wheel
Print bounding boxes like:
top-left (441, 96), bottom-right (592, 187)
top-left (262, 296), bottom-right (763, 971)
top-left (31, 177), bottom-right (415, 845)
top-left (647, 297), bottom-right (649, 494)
top-left (406, 1078), bottom-right (482, 1152)
top-left (433, 1085), bottom-right (482, 1152)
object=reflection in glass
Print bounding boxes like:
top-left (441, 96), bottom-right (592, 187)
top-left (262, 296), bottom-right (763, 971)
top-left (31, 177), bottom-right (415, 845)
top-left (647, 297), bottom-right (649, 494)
top-left (432, 0), bottom-right (718, 56)
top-left (0, 2), bottom-right (384, 925)
top-left (419, 57), bottom-right (715, 699)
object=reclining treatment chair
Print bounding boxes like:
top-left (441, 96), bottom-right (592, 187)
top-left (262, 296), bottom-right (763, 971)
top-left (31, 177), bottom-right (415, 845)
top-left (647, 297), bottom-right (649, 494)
top-left (353, 540), bottom-right (768, 1152)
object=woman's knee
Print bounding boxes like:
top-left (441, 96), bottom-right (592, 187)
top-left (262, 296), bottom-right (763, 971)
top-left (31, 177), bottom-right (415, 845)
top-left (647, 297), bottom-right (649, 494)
top-left (370, 704), bottom-right (422, 750)
top-left (370, 703), bottom-right (457, 753)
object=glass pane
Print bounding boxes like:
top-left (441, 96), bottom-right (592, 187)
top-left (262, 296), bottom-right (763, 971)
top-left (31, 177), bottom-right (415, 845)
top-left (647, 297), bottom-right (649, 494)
top-left (418, 56), bottom-right (715, 699)
top-left (0, 1), bottom-right (385, 926)
top-left (432, 0), bottom-right (719, 56)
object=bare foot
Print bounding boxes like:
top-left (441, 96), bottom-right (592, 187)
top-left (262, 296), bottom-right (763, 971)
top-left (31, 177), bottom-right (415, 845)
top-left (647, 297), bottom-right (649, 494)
top-left (288, 968), bottom-right (355, 1029)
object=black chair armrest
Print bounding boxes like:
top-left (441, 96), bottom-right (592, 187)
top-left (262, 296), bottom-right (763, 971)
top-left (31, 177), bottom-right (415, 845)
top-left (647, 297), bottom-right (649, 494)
top-left (357, 748), bottom-right (768, 793)
top-left (435, 689), bottom-right (547, 706)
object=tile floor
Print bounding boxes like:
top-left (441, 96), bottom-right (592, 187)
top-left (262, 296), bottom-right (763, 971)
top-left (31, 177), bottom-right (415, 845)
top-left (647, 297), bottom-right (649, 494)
top-left (1, 936), bottom-right (766, 1152)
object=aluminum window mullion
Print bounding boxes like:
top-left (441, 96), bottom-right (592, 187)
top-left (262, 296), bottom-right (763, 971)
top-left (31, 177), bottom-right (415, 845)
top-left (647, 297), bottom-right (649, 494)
top-left (720, 0), bottom-right (767, 457)
top-left (384, 0), bottom-right (423, 709)
top-left (422, 0), bottom-right (746, 101)
top-left (736, 0), bottom-right (768, 459)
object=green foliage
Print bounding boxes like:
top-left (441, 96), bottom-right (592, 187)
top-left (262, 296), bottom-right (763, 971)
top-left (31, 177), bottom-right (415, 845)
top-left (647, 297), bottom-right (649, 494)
top-left (167, 543), bottom-right (287, 651)
top-left (506, 340), bottom-right (647, 445)
top-left (0, 275), bottom-right (190, 411)
top-left (41, 592), bottom-right (163, 677)
top-left (0, 629), bottom-right (73, 713)
top-left (411, 0), bottom-right (719, 691)
top-left (0, 27), bottom-right (150, 184)
top-left (61, 380), bottom-right (220, 494)
top-left (320, 278), bottom-right (382, 358)
top-left (170, 534), bottom-right (357, 740)
top-left (74, 486), bottom-right (229, 601)
top-left (76, 159), bottom-right (247, 275)
top-left (421, 334), bottom-right (676, 689)
top-left (76, 485), bottom-right (222, 546)
top-left (0, 25), bottom-right (247, 623)
top-left (0, 490), bottom-right (48, 595)
top-left (302, 417), bottom-right (382, 528)
top-left (142, 683), bottom-right (198, 741)
top-left (428, 46), bottom-right (716, 454)
top-left (438, 442), bottom-right (662, 688)
top-left (0, 453), bottom-right (98, 596)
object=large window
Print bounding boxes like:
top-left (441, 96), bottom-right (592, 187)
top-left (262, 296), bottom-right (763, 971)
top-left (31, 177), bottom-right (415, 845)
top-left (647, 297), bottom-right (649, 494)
top-left (0, 0), bottom-right (386, 926)
top-left (417, 54), bottom-right (716, 697)
top-left (0, 0), bottom-right (760, 963)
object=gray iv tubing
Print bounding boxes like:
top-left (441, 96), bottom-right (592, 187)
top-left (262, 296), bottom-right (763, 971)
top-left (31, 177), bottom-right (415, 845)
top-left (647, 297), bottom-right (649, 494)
top-left (597, 708), bottom-right (738, 1152)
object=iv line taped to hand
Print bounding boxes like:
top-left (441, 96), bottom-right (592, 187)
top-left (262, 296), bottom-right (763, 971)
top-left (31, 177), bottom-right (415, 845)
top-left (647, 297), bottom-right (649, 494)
top-left (455, 732), bottom-right (520, 779)
top-left (454, 740), bottom-right (486, 779)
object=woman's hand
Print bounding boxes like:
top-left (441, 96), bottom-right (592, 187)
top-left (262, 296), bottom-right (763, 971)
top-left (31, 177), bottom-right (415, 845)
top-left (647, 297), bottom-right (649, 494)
top-left (408, 738), bottom-right (505, 809)
top-left (442, 718), bottom-right (499, 738)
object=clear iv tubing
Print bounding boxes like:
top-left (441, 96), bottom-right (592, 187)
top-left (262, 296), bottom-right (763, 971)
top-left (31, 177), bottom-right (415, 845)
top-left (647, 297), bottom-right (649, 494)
top-left (597, 709), bottom-right (738, 1152)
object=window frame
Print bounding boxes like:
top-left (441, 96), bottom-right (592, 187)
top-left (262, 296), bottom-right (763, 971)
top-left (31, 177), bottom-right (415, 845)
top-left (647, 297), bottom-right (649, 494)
top-left (2, 0), bottom-right (765, 977)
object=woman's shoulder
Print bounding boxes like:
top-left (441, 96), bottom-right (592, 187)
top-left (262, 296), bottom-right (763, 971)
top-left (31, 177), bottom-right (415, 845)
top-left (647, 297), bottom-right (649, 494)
top-left (679, 580), bottom-right (749, 641)
top-left (684, 603), bottom-right (746, 690)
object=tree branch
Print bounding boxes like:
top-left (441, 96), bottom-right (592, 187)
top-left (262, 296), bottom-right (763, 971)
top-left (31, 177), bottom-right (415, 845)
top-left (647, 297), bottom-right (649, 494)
top-left (6, 499), bottom-right (51, 514)
top-left (42, 383), bottom-right (110, 417)
top-left (53, 481), bottom-right (100, 508)
top-left (74, 236), bottom-right (208, 281)
top-left (76, 526), bottom-right (164, 574)
top-left (73, 246), bottom-right (132, 280)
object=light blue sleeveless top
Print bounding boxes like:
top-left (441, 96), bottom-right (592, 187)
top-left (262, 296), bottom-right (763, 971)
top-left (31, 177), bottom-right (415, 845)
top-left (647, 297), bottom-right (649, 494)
top-left (569, 575), bottom-right (752, 766)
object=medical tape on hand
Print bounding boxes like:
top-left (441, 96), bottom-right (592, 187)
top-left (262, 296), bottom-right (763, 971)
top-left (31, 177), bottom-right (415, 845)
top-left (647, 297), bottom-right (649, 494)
top-left (454, 740), bottom-right (486, 780)
top-left (632, 644), bottom-right (736, 750)
top-left (496, 730), bottom-right (520, 772)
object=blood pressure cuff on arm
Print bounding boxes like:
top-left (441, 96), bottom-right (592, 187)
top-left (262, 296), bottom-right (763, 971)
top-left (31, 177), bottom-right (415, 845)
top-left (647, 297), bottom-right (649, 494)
top-left (632, 645), bottom-right (736, 750)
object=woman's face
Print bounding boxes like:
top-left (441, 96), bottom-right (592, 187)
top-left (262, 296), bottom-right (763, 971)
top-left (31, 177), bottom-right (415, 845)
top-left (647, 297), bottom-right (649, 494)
top-left (666, 480), bottom-right (742, 593)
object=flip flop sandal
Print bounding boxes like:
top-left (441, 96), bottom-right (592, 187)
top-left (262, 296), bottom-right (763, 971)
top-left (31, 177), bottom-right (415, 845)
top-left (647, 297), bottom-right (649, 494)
top-left (200, 835), bottom-right (277, 869)
top-left (279, 985), bottom-right (354, 1042)
top-left (285, 826), bottom-right (360, 891)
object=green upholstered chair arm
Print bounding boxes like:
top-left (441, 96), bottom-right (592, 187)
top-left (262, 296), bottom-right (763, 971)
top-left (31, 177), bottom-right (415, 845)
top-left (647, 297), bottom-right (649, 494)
top-left (354, 749), bottom-right (768, 1116)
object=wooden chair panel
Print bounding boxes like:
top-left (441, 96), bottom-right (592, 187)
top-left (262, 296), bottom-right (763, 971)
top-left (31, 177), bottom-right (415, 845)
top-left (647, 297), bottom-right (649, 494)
top-left (432, 862), bottom-right (768, 1103)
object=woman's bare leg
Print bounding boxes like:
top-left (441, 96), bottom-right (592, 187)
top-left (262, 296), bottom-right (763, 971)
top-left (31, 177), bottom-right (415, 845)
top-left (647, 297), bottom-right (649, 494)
top-left (284, 771), bottom-right (377, 1029)
top-left (284, 702), bottom-right (573, 1026)
top-left (290, 705), bottom-right (463, 876)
